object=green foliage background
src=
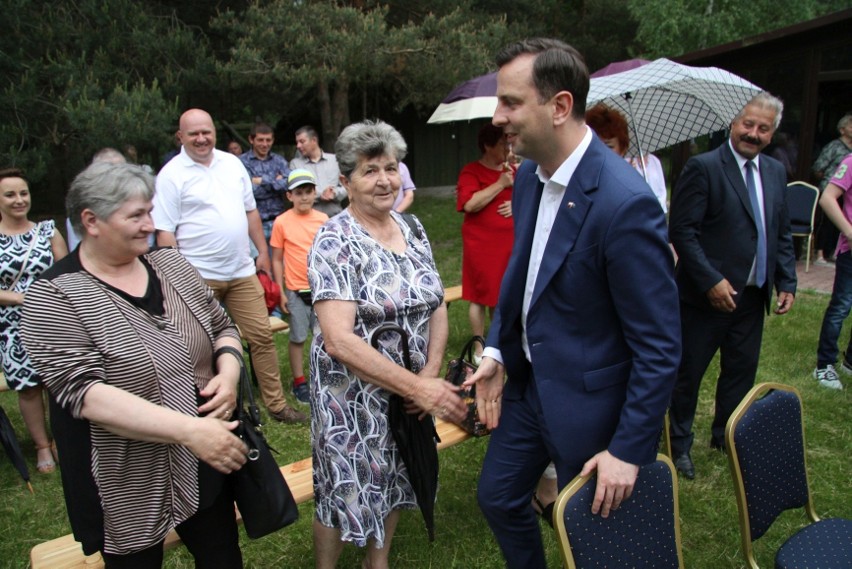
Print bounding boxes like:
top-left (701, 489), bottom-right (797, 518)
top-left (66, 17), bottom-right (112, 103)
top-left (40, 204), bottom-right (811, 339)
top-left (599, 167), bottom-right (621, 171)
top-left (1, 0), bottom-right (848, 209)
top-left (0, 0), bottom-right (212, 199)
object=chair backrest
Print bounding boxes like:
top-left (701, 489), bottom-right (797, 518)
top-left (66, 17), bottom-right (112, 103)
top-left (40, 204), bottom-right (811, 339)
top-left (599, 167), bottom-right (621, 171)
top-left (725, 383), bottom-right (816, 567)
top-left (553, 454), bottom-right (684, 569)
top-left (785, 182), bottom-right (819, 235)
top-left (661, 411), bottom-right (672, 460)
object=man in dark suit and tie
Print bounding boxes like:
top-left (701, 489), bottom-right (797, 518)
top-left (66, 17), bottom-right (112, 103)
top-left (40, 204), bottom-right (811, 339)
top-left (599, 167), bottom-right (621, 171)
top-left (466, 38), bottom-right (681, 569)
top-left (668, 92), bottom-right (797, 480)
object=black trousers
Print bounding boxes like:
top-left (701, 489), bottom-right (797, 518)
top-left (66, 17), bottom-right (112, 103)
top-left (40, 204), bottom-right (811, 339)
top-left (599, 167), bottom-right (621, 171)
top-left (101, 483), bottom-right (243, 569)
top-left (669, 286), bottom-right (765, 455)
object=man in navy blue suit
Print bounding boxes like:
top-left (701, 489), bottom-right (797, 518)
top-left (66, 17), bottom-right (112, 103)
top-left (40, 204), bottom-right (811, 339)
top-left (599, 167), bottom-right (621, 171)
top-left (668, 93), bottom-right (797, 480)
top-left (466, 38), bottom-right (681, 568)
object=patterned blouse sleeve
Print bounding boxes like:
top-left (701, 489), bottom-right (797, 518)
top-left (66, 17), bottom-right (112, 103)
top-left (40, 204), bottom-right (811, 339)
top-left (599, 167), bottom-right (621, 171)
top-left (409, 215), bottom-right (442, 276)
top-left (308, 222), bottom-right (358, 303)
top-left (20, 278), bottom-right (106, 419)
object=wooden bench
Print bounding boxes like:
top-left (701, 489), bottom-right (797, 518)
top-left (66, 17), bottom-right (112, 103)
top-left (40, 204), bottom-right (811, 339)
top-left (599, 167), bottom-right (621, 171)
top-left (443, 285), bottom-right (463, 306)
top-left (235, 315), bottom-right (290, 341)
top-left (267, 315), bottom-right (289, 334)
top-left (30, 419), bottom-right (471, 569)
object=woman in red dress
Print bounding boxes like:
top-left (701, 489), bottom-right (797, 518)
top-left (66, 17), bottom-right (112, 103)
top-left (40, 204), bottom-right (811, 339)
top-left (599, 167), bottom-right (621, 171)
top-left (457, 124), bottom-right (514, 354)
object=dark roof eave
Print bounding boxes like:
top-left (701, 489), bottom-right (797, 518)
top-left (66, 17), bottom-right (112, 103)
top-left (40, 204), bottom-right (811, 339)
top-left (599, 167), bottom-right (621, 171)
top-left (676, 8), bottom-right (852, 64)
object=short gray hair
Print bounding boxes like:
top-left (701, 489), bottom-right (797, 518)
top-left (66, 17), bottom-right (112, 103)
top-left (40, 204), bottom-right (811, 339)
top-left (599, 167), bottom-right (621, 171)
top-left (66, 162), bottom-right (154, 236)
top-left (334, 120), bottom-right (407, 179)
top-left (838, 113), bottom-right (852, 132)
top-left (737, 92), bottom-right (784, 130)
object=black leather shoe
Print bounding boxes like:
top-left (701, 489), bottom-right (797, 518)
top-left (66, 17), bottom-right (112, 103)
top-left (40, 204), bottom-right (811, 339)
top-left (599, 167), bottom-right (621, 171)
top-left (674, 453), bottom-right (695, 479)
top-left (709, 438), bottom-right (726, 453)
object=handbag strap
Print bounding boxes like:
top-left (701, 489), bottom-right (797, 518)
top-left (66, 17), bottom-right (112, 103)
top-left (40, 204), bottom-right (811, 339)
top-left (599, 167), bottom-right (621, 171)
top-left (460, 335), bottom-right (486, 363)
top-left (7, 221), bottom-right (41, 291)
top-left (216, 346), bottom-right (258, 426)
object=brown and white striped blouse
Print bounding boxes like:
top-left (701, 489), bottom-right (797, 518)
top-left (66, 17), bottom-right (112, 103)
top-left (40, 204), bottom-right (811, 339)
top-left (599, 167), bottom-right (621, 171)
top-left (21, 247), bottom-right (240, 555)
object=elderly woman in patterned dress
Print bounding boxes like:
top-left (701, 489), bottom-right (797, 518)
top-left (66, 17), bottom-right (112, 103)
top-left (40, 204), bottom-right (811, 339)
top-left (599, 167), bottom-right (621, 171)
top-left (21, 162), bottom-right (248, 568)
top-left (308, 120), bottom-right (467, 569)
top-left (0, 168), bottom-right (68, 473)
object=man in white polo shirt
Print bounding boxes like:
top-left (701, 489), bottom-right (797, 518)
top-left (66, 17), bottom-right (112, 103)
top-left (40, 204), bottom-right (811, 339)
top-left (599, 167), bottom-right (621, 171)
top-left (153, 108), bottom-right (306, 424)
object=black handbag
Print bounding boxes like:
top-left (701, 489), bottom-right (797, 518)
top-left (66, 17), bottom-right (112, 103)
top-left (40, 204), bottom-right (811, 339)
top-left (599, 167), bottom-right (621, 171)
top-left (230, 356), bottom-right (299, 539)
top-left (444, 336), bottom-right (490, 437)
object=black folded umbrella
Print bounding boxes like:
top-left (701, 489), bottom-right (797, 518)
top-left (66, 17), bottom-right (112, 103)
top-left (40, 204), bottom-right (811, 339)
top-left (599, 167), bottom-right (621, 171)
top-left (370, 322), bottom-right (440, 542)
top-left (0, 405), bottom-right (34, 493)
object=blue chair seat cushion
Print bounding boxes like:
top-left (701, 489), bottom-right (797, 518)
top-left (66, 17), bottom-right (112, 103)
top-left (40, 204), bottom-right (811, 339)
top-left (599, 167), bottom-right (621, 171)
top-left (775, 517), bottom-right (852, 569)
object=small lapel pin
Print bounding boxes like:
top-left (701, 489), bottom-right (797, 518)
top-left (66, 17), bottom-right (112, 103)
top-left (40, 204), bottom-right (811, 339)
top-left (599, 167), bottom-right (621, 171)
top-left (567, 201), bottom-right (575, 209)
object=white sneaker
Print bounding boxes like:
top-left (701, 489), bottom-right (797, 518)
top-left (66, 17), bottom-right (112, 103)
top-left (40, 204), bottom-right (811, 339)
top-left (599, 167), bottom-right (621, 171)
top-left (839, 357), bottom-right (852, 376)
top-left (813, 365), bottom-right (844, 390)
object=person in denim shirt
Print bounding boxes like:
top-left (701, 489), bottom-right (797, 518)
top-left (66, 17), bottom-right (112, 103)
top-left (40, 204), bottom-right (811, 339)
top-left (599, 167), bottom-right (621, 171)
top-left (240, 122), bottom-right (291, 243)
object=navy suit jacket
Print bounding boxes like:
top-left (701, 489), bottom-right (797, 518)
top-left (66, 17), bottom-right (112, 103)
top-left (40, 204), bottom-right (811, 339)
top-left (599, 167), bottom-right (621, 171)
top-left (669, 143), bottom-right (797, 311)
top-left (486, 135), bottom-right (681, 474)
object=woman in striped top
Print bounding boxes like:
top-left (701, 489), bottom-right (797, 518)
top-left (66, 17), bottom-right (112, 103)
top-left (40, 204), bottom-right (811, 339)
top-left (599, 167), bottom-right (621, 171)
top-left (21, 162), bottom-right (248, 568)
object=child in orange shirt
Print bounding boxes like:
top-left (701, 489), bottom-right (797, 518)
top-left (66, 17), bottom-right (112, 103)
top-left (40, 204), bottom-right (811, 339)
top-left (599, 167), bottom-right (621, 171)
top-left (270, 169), bottom-right (329, 404)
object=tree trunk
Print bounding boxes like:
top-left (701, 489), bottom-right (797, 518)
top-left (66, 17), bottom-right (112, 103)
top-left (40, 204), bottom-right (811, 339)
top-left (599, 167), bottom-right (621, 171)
top-left (317, 77), bottom-right (350, 151)
top-left (317, 77), bottom-right (334, 149)
top-left (330, 76), bottom-right (350, 149)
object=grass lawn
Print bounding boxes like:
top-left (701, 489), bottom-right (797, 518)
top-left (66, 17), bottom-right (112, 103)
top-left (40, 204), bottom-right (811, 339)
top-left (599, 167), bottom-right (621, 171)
top-left (1, 193), bottom-right (849, 568)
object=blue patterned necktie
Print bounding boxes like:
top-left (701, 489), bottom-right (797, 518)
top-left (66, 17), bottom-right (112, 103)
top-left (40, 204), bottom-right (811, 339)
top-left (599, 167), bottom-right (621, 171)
top-left (745, 160), bottom-right (767, 287)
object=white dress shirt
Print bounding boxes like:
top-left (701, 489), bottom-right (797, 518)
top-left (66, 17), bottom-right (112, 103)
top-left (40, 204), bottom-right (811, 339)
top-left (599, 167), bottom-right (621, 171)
top-left (484, 126), bottom-right (594, 364)
top-left (728, 140), bottom-right (766, 287)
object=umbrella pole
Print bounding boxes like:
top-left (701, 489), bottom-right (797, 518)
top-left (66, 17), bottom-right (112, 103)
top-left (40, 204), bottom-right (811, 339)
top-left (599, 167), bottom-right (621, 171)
top-left (624, 93), bottom-right (649, 182)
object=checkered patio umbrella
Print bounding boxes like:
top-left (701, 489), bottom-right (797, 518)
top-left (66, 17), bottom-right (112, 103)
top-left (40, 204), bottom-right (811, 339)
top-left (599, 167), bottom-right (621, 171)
top-left (587, 58), bottom-right (762, 158)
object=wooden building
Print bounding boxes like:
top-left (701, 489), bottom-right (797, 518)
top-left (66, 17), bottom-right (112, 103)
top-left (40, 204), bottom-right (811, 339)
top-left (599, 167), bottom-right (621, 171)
top-left (674, 8), bottom-right (852, 183)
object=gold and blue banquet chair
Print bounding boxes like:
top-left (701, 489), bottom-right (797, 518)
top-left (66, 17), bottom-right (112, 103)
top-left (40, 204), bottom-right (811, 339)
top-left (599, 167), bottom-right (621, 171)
top-left (725, 382), bottom-right (852, 568)
top-left (553, 454), bottom-right (684, 569)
